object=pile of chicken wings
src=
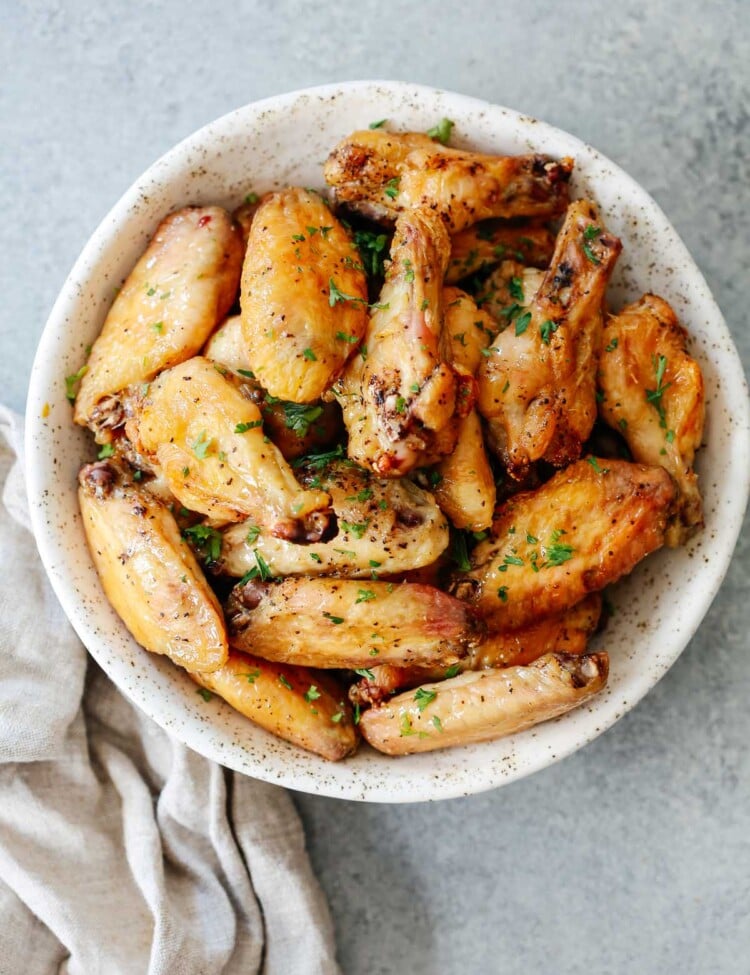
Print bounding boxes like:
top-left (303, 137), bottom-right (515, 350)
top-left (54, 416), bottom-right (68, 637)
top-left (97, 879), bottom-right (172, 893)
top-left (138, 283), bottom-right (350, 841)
top-left (71, 122), bottom-right (705, 760)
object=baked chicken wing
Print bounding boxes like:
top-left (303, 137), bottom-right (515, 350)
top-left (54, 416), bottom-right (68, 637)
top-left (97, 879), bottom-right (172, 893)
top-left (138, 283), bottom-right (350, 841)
top-left (336, 208), bottom-right (460, 476)
top-left (219, 459), bottom-right (448, 578)
top-left (192, 651), bottom-right (357, 761)
top-left (227, 577), bottom-right (480, 670)
top-left (78, 461), bottom-right (227, 673)
top-left (324, 129), bottom-right (573, 232)
top-left (130, 356), bottom-right (332, 541)
top-left (456, 458), bottom-right (675, 628)
top-left (598, 294), bottom-right (705, 545)
top-left (240, 187), bottom-right (368, 402)
top-left (359, 651), bottom-right (608, 755)
top-left (75, 207), bottom-right (243, 430)
top-left (477, 200), bottom-right (622, 479)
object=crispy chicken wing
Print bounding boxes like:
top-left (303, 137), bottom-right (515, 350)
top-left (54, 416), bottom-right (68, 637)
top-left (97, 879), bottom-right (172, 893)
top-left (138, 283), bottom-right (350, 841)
top-left (78, 461), bottom-right (227, 673)
top-left (227, 577), bottom-right (479, 670)
top-left (219, 459), bottom-right (448, 578)
top-left (598, 294), bottom-right (705, 545)
top-left (456, 458), bottom-right (675, 628)
top-left (130, 356), bottom-right (332, 541)
top-left (75, 207), bottom-right (243, 429)
top-left (474, 261), bottom-right (545, 328)
top-left (446, 221), bottom-right (556, 284)
top-left (336, 208), bottom-right (460, 476)
top-left (350, 593), bottom-right (601, 706)
top-left (192, 650), bottom-right (357, 760)
top-left (359, 651), bottom-right (608, 755)
top-left (477, 200), bottom-right (622, 479)
top-left (324, 130), bottom-right (573, 232)
top-left (240, 187), bottom-right (368, 402)
top-left (431, 288), bottom-right (496, 530)
top-left (205, 315), bottom-right (342, 460)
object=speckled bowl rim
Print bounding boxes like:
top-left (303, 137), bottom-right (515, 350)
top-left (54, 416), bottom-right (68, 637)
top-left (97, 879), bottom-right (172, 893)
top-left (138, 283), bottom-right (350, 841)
top-left (26, 81), bottom-right (750, 802)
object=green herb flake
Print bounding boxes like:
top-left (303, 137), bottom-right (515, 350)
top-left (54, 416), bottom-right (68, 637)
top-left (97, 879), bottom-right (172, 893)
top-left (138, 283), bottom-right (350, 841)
top-left (384, 177), bottom-right (400, 200)
top-left (432, 715), bottom-right (444, 733)
top-left (497, 586), bottom-right (509, 602)
top-left (356, 589), bottom-right (376, 604)
top-left (244, 192), bottom-right (259, 205)
top-left (514, 312), bottom-right (532, 336)
top-left (414, 687), bottom-right (437, 712)
top-left (196, 688), bottom-right (213, 702)
top-left (586, 456), bottom-right (610, 475)
top-left (331, 711), bottom-right (344, 724)
top-left (64, 365), bottom-right (88, 403)
top-left (243, 669), bottom-right (261, 684)
top-left (245, 524), bottom-right (261, 545)
top-left (278, 675), bottom-right (293, 690)
top-left (445, 664), bottom-right (461, 679)
top-left (508, 277), bottom-right (525, 302)
top-left (237, 368), bottom-right (256, 379)
top-left (235, 420), bottom-right (262, 432)
top-left (369, 118), bottom-right (387, 129)
top-left (354, 668), bottom-right (375, 680)
top-left (310, 552), bottom-right (322, 563)
top-left (184, 524), bottom-right (222, 563)
top-left (192, 431), bottom-right (212, 459)
top-left (583, 242), bottom-right (601, 265)
top-left (426, 117), bottom-right (454, 145)
top-left (395, 395), bottom-right (407, 414)
top-left (340, 519), bottom-right (370, 539)
top-left (584, 224), bottom-right (602, 241)
top-left (336, 331), bottom-right (359, 344)
top-left (303, 348), bottom-right (317, 361)
top-left (97, 443), bottom-right (115, 459)
top-left (540, 319), bottom-right (559, 345)
top-left (400, 713), bottom-right (416, 737)
top-left (322, 612), bottom-right (345, 624)
top-left (605, 337), bottom-right (619, 352)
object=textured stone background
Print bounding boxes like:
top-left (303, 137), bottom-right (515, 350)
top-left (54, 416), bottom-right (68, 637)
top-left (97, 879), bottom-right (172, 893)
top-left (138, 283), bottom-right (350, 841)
top-left (3, 1), bottom-right (748, 972)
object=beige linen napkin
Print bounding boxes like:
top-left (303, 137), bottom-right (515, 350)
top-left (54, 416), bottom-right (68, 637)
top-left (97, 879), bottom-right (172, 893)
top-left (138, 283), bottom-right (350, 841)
top-left (0, 406), bottom-right (339, 975)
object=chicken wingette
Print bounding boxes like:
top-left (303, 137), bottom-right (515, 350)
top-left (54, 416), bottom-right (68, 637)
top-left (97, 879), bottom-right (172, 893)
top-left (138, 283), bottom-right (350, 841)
top-left (227, 577), bottom-right (480, 669)
top-left (240, 187), bottom-right (368, 402)
top-left (74, 206), bottom-right (243, 432)
top-left (219, 459), bottom-right (448, 578)
top-left (336, 208), bottom-right (460, 476)
top-left (191, 651), bottom-right (357, 761)
top-left (324, 129), bottom-right (573, 232)
top-left (446, 220), bottom-right (556, 284)
top-left (477, 200), bottom-right (622, 479)
top-left (455, 458), bottom-right (675, 628)
top-left (129, 356), bottom-right (333, 541)
top-left (78, 461), bottom-right (228, 673)
top-left (360, 652), bottom-right (608, 755)
top-left (598, 294), bottom-right (705, 545)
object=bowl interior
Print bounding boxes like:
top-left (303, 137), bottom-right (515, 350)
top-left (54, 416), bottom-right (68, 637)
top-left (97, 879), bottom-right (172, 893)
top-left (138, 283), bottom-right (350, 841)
top-left (25, 81), bottom-right (750, 802)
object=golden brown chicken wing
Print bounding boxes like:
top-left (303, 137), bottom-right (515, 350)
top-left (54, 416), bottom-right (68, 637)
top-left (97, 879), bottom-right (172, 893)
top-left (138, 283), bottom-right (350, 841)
top-left (598, 294), bottom-right (705, 545)
top-left (456, 458), bottom-right (675, 628)
top-left (219, 459), bottom-right (448, 578)
top-left (226, 577), bottom-right (479, 670)
top-left (324, 130), bottom-right (573, 232)
top-left (359, 651), bottom-right (608, 755)
top-left (129, 356), bottom-right (332, 541)
top-left (240, 187), bottom-right (368, 402)
top-left (336, 208), bottom-right (460, 476)
top-left (191, 651), bottom-right (357, 761)
top-left (75, 207), bottom-right (243, 430)
top-left (477, 200), bottom-right (622, 480)
top-left (78, 461), bottom-right (228, 673)
top-left (446, 221), bottom-right (556, 284)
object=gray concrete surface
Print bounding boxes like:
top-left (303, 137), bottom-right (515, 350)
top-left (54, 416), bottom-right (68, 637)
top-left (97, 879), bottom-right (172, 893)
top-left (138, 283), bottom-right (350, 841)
top-left (2, 1), bottom-right (748, 972)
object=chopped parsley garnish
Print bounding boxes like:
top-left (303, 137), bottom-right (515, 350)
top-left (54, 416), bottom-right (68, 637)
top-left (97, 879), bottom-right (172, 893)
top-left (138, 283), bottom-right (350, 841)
top-left (583, 242), bottom-right (601, 264)
top-left (302, 348), bottom-right (317, 361)
top-left (399, 713), bottom-right (416, 736)
top-left (245, 524), bottom-right (261, 544)
top-left (665, 429), bottom-right (675, 443)
top-left (340, 519), bottom-right (370, 539)
top-left (196, 688), bottom-right (213, 702)
top-left (291, 233), bottom-right (306, 243)
top-left (305, 685), bottom-right (321, 702)
top-left (279, 402), bottom-right (324, 436)
top-left (192, 431), bottom-right (211, 459)
top-left (605, 337), bottom-right (619, 352)
top-left (237, 368), bottom-right (256, 379)
top-left (278, 675), bottom-right (293, 690)
top-left (514, 311), bottom-right (531, 336)
top-left (355, 589), bottom-right (376, 603)
top-left (508, 277), bottom-right (525, 302)
top-left (497, 586), bottom-right (509, 602)
top-left (293, 443), bottom-right (346, 470)
top-left (586, 456), bottom-right (610, 475)
top-left (244, 192), bottom-right (259, 205)
top-left (150, 321), bottom-right (164, 333)
top-left (243, 669), bottom-right (261, 683)
top-left (310, 552), bottom-right (322, 563)
top-left (395, 395), bottom-right (407, 414)
top-left (346, 487), bottom-right (373, 502)
top-left (476, 223), bottom-right (496, 242)
top-left (369, 118), bottom-right (387, 129)
top-left (584, 224), bottom-right (602, 240)
top-left (453, 332), bottom-right (467, 347)
top-left (322, 612), bottom-right (344, 624)
top-left (238, 549), bottom-right (274, 584)
top-left (331, 711), bottom-right (344, 724)
top-left (353, 229), bottom-right (389, 278)
top-left (646, 354), bottom-right (671, 428)
top-left (540, 319), bottom-right (559, 344)
top-left (449, 529), bottom-right (471, 572)
top-left (235, 420), bottom-right (262, 432)
top-left (184, 524), bottom-right (222, 563)
top-left (384, 177), bottom-right (400, 199)
top-left (354, 668), bottom-right (375, 680)
top-left (414, 687), bottom-right (437, 712)
top-left (544, 543), bottom-right (575, 567)
top-left (426, 117), bottom-right (454, 145)
top-left (97, 443), bottom-right (115, 459)
top-left (618, 417), bottom-right (628, 432)
top-left (335, 331), bottom-right (359, 344)
top-left (403, 259), bottom-right (415, 283)
top-left (444, 664), bottom-right (461, 679)
top-left (64, 365), bottom-right (88, 403)
top-left (432, 715), bottom-right (443, 732)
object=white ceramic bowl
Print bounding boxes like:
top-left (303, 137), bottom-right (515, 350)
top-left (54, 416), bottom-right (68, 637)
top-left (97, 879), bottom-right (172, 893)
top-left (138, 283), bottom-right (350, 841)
top-left (26, 81), bottom-right (750, 802)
